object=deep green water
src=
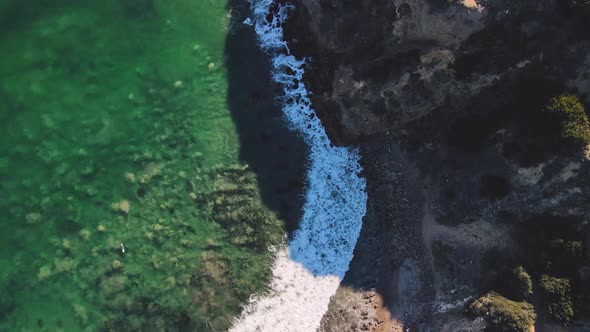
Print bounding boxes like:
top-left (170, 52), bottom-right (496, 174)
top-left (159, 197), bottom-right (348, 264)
top-left (0, 1), bottom-right (285, 331)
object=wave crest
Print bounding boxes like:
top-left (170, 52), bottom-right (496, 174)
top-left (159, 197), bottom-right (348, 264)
top-left (230, 1), bottom-right (368, 331)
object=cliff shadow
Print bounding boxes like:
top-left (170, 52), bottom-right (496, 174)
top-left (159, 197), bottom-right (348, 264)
top-left (224, 0), bottom-right (306, 237)
top-left (321, 138), bottom-right (435, 331)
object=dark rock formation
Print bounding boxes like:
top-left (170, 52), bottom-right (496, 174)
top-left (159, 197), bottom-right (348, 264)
top-left (283, 0), bottom-right (590, 330)
top-left (285, 0), bottom-right (590, 144)
top-left (284, 0), bottom-right (486, 144)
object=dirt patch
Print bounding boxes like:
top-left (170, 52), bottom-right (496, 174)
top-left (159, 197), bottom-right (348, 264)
top-left (462, 0), bottom-right (483, 12)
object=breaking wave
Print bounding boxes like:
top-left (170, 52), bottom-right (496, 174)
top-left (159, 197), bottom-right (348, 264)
top-left (230, 1), bottom-right (368, 331)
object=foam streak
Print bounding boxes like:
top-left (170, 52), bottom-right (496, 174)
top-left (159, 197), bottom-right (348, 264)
top-left (230, 1), bottom-right (367, 331)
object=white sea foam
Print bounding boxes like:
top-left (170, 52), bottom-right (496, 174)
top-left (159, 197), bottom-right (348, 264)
top-left (230, 1), bottom-right (368, 331)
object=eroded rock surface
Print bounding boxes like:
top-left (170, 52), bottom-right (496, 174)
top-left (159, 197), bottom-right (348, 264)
top-left (286, 0), bottom-right (590, 144)
top-left (282, 0), bottom-right (590, 330)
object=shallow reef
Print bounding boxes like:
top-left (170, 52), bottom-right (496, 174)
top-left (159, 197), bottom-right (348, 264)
top-left (0, 1), bottom-right (285, 331)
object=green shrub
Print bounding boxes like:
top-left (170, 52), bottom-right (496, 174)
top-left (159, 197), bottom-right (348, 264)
top-left (539, 275), bottom-right (574, 323)
top-left (543, 94), bottom-right (590, 147)
top-left (509, 266), bottom-right (533, 300)
top-left (468, 292), bottom-right (536, 332)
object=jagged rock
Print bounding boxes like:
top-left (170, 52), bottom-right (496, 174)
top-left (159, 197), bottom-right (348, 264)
top-left (289, 0), bottom-right (590, 330)
top-left (285, 0), bottom-right (485, 143)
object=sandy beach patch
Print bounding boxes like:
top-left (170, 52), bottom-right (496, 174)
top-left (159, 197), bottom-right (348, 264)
top-left (462, 0), bottom-right (483, 12)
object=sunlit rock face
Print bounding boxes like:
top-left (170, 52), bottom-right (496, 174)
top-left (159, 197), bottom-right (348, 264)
top-left (282, 0), bottom-right (486, 144)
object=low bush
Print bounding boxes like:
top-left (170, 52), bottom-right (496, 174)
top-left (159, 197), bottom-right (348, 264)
top-left (508, 266), bottom-right (533, 301)
top-left (543, 94), bottom-right (590, 147)
top-left (468, 292), bottom-right (536, 332)
top-left (539, 275), bottom-right (574, 323)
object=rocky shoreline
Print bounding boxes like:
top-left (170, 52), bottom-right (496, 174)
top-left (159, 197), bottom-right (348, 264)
top-left (320, 135), bottom-right (434, 332)
top-left (281, 0), bottom-right (590, 331)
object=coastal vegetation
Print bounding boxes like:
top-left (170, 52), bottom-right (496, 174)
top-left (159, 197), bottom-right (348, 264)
top-left (477, 214), bottom-right (588, 328)
top-left (468, 292), bottom-right (536, 332)
top-left (543, 94), bottom-right (590, 148)
top-left (450, 87), bottom-right (589, 329)
top-left (539, 275), bottom-right (575, 323)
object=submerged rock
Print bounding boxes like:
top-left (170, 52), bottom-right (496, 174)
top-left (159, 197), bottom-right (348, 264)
top-left (112, 200), bottom-right (130, 214)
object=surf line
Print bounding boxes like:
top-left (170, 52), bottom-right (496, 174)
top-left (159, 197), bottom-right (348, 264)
top-left (230, 1), bottom-right (368, 331)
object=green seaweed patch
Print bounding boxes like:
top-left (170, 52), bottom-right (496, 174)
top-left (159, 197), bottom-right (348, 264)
top-left (201, 165), bottom-right (285, 249)
top-left (0, 0), bottom-right (280, 330)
